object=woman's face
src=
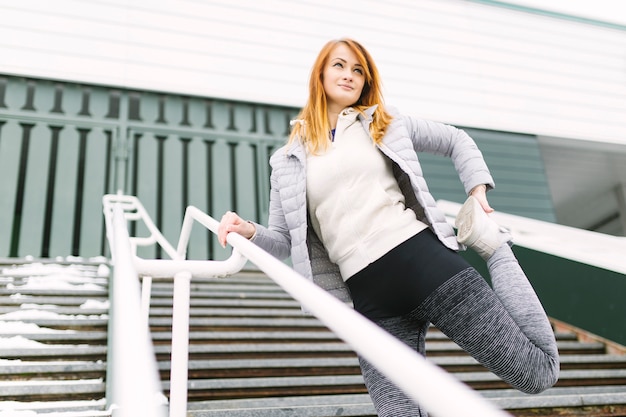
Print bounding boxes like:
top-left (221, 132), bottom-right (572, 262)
top-left (322, 43), bottom-right (365, 113)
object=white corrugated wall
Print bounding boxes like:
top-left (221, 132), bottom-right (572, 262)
top-left (1, 0), bottom-right (625, 144)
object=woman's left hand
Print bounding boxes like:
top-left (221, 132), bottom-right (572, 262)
top-left (217, 211), bottom-right (256, 248)
top-left (469, 184), bottom-right (494, 214)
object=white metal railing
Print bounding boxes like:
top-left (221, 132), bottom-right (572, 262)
top-left (103, 194), bottom-right (248, 417)
top-left (103, 193), bottom-right (511, 417)
top-left (103, 200), bottom-right (168, 417)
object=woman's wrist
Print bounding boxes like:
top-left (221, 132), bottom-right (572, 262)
top-left (469, 184), bottom-right (487, 196)
top-left (246, 221), bottom-right (257, 240)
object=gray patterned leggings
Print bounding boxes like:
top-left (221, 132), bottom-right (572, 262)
top-left (356, 245), bottom-right (560, 417)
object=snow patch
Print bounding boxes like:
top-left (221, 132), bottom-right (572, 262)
top-left (0, 321), bottom-right (75, 334)
top-left (80, 299), bottom-right (110, 309)
top-left (96, 264), bottom-right (110, 277)
top-left (19, 304), bottom-right (59, 310)
top-left (0, 336), bottom-right (50, 349)
top-left (0, 310), bottom-right (107, 321)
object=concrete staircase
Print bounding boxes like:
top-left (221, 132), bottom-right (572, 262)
top-left (0, 259), bottom-right (109, 416)
top-left (2, 260), bottom-right (626, 416)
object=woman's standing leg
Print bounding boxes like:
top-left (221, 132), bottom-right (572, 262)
top-left (358, 315), bottom-right (430, 417)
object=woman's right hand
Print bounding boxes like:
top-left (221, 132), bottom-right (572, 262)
top-left (469, 184), bottom-right (494, 214)
top-left (217, 211), bottom-right (256, 247)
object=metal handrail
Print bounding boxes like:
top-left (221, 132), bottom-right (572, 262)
top-left (103, 193), bottom-right (511, 417)
top-left (103, 201), bottom-right (168, 417)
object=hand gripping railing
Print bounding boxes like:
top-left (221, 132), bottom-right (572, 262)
top-left (103, 194), bottom-right (511, 417)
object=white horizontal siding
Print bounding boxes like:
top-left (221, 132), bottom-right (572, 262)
top-left (0, 0), bottom-right (625, 144)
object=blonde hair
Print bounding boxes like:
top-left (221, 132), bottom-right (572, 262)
top-left (289, 38), bottom-right (393, 154)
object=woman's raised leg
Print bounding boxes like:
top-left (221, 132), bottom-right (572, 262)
top-left (415, 266), bottom-right (559, 394)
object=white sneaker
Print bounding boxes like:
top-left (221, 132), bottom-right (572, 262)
top-left (455, 196), bottom-right (510, 260)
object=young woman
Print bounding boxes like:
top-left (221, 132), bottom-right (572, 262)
top-left (218, 38), bottom-right (559, 416)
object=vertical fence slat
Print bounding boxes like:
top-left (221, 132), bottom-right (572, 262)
top-left (79, 127), bottom-right (111, 256)
top-left (162, 95), bottom-right (185, 249)
top-left (18, 123), bottom-right (50, 257)
top-left (183, 136), bottom-right (209, 260)
top-left (233, 141), bottom-right (258, 223)
top-left (131, 131), bottom-right (159, 259)
top-left (47, 126), bottom-right (80, 257)
top-left (0, 121), bottom-right (22, 257)
top-left (161, 134), bottom-right (184, 256)
top-left (210, 139), bottom-right (234, 261)
top-left (255, 141), bottom-right (272, 226)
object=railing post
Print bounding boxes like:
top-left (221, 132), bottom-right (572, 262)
top-left (169, 270), bottom-right (192, 417)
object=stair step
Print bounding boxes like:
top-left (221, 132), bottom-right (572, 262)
top-left (0, 399), bottom-right (108, 416)
top-left (188, 385), bottom-right (626, 417)
top-left (483, 384), bottom-right (626, 411)
top-left (162, 357), bottom-right (361, 379)
top-left (165, 375), bottom-right (368, 400)
top-left (148, 317), bottom-right (326, 330)
top-left (454, 369), bottom-right (626, 390)
top-left (149, 329), bottom-right (467, 343)
top-left (0, 379), bottom-right (105, 401)
top-left (0, 331), bottom-right (107, 343)
top-left (423, 341), bottom-right (606, 356)
top-left (188, 394), bottom-right (375, 417)
top-left (0, 295), bottom-right (109, 307)
top-left (153, 342), bottom-right (354, 360)
top-left (156, 354), bottom-right (626, 379)
top-left (0, 360), bottom-right (106, 380)
top-left (150, 298), bottom-right (301, 308)
top-left (0, 345), bottom-right (107, 360)
top-left (559, 354), bottom-right (626, 369)
top-left (0, 318), bottom-right (107, 328)
top-left (0, 307), bottom-right (108, 315)
top-left (149, 289), bottom-right (292, 300)
top-left (148, 307), bottom-right (314, 318)
top-left (174, 369), bottom-right (626, 401)
top-left (0, 289), bottom-right (107, 297)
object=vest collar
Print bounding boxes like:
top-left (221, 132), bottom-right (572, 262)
top-left (286, 105), bottom-right (378, 159)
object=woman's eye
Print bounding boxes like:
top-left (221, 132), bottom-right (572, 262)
top-left (333, 62), bottom-right (343, 68)
top-left (354, 68), bottom-right (363, 75)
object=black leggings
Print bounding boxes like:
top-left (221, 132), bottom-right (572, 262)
top-left (347, 228), bottom-right (469, 320)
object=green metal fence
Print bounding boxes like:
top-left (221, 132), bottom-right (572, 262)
top-left (0, 75), bottom-right (291, 260)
